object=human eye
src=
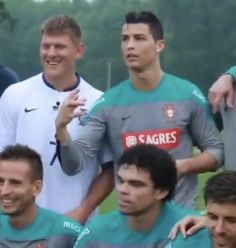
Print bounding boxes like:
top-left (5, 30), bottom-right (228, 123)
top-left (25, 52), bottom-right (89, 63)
top-left (121, 35), bottom-right (128, 42)
top-left (11, 179), bottom-right (22, 186)
top-left (226, 217), bottom-right (236, 224)
top-left (0, 177), bottom-right (4, 185)
top-left (130, 180), bottom-right (145, 188)
top-left (55, 44), bottom-right (65, 50)
top-left (41, 43), bottom-right (49, 50)
top-left (207, 213), bottom-right (218, 221)
top-left (135, 35), bottom-right (146, 41)
top-left (117, 176), bottom-right (124, 184)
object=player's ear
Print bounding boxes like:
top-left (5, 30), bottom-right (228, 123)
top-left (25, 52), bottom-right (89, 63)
top-left (76, 42), bottom-right (85, 59)
top-left (154, 188), bottom-right (168, 201)
top-left (32, 180), bottom-right (43, 197)
top-left (155, 39), bottom-right (165, 54)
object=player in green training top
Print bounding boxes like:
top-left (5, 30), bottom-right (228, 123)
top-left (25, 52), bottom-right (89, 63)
top-left (74, 144), bottom-right (211, 248)
top-left (0, 144), bottom-right (88, 248)
top-left (56, 10), bottom-right (223, 209)
top-left (169, 171), bottom-right (236, 248)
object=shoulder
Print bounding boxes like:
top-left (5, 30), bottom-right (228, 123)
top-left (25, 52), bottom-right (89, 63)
top-left (79, 77), bottom-right (103, 99)
top-left (89, 79), bottom-right (129, 113)
top-left (1, 73), bottom-right (43, 100)
top-left (0, 212), bottom-right (7, 224)
top-left (225, 65), bottom-right (236, 81)
top-left (163, 202), bottom-right (199, 223)
top-left (74, 211), bottom-right (121, 247)
top-left (164, 73), bottom-right (207, 105)
top-left (87, 210), bottom-right (122, 237)
top-left (40, 208), bottom-right (83, 236)
top-left (103, 79), bottom-right (129, 100)
top-left (168, 228), bottom-right (212, 248)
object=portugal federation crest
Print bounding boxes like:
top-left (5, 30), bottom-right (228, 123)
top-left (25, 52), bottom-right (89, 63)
top-left (163, 104), bottom-right (177, 121)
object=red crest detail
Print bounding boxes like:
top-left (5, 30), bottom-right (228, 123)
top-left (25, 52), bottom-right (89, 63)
top-left (163, 104), bottom-right (177, 121)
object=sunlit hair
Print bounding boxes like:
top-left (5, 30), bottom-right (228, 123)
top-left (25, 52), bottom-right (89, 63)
top-left (40, 15), bottom-right (82, 42)
top-left (0, 144), bottom-right (43, 181)
top-left (125, 10), bottom-right (164, 41)
top-left (118, 144), bottom-right (177, 202)
top-left (204, 171), bottom-right (236, 204)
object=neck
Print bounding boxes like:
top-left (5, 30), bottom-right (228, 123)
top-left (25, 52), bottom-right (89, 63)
top-left (10, 204), bottom-right (38, 229)
top-left (129, 60), bottom-right (163, 91)
top-left (44, 72), bottom-right (78, 91)
top-left (128, 202), bottom-right (162, 231)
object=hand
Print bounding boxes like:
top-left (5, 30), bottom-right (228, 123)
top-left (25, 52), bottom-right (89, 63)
top-left (65, 206), bottom-right (89, 225)
top-left (168, 216), bottom-right (206, 240)
top-left (208, 74), bottom-right (234, 113)
top-left (55, 89), bottom-right (86, 129)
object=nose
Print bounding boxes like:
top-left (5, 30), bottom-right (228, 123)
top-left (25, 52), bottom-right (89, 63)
top-left (126, 38), bottom-right (135, 50)
top-left (47, 46), bottom-right (56, 56)
top-left (0, 182), bottom-right (12, 196)
top-left (117, 182), bottom-right (130, 195)
top-left (214, 219), bottom-right (225, 235)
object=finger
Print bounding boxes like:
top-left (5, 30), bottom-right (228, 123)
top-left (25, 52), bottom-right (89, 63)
top-left (73, 109), bottom-right (88, 118)
top-left (179, 223), bottom-right (187, 239)
top-left (66, 89), bottom-right (80, 101)
top-left (226, 90), bottom-right (234, 108)
top-left (67, 98), bottom-right (86, 108)
top-left (168, 225), bottom-right (179, 240)
top-left (186, 222), bottom-right (204, 235)
top-left (210, 93), bottom-right (221, 113)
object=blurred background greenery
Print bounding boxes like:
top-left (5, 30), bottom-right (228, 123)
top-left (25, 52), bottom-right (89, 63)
top-left (0, 0), bottom-right (235, 94)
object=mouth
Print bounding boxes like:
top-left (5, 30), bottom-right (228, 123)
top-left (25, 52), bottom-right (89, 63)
top-left (118, 198), bottom-right (132, 207)
top-left (126, 54), bottom-right (138, 60)
top-left (46, 60), bottom-right (61, 66)
top-left (0, 198), bottom-right (15, 208)
top-left (212, 235), bottom-right (228, 247)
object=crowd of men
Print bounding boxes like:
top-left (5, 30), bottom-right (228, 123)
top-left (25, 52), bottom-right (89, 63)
top-left (0, 9), bottom-right (235, 248)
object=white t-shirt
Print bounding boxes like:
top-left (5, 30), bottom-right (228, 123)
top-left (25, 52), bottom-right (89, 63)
top-left (0, 73), bottom-right (111, 213)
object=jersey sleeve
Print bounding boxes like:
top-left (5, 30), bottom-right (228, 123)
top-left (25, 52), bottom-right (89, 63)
top-left (59, 97), bottom-right (108, 175)
top-left (189, 86), bottom-right (223, 165)
top-left (98, 139), bottom-right (114, 169)
top-left (49, 215), bottom-right (88, 248)
top-left (73, 223), bottom-right (96, 248)
top-left (224, 65), bottom-right (236, 83)
top-left (0, 87), bottom-right (18, 150)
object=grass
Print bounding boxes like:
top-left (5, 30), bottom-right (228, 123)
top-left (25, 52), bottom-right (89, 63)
top-left (196, 171), bottom-right (220, 210)
top-left (99, 171), bottom-right (220, 214)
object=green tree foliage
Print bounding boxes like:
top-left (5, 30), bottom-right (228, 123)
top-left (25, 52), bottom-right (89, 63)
top-left (0, 0), bottom-right (16, 30)
top-left (0, 0), bottom-right (235, 92)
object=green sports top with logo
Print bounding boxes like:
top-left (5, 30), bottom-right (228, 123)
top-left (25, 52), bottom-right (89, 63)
top-left (61, 73), bottom-right (223, 208)
top-left (73, 202), bottom-right (212, 248)
top-left (0, 207), bottom-right (88, 248)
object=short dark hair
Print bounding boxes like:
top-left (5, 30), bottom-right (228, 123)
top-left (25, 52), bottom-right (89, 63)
top-left (125, 11), bottom-right (164, 41)
top-left (118, 144), bottom-right (177, 201)
top-left (0, 144), bottom-right (43, 181)
top-left (40, 15), bottom-right (82, 42)
top-left (204, 171), bottom-right (236, 204)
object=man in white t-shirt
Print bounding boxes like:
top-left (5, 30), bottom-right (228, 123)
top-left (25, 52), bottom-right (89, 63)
top-left (0, 15), bottom-right (114, 224)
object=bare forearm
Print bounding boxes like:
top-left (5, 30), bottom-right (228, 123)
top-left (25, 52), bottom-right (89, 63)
top-left (78, 167), bottom-right (114, 218)
top-left (177, 152), bottom-right (219, 176)
top-left (56, 126), bottom-right (71, 145)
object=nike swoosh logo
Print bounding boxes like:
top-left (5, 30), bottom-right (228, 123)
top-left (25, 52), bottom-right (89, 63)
top-left (121, 115), bottom-right (132, 121)
top-left (24, 108), bottom-right (39, 113)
